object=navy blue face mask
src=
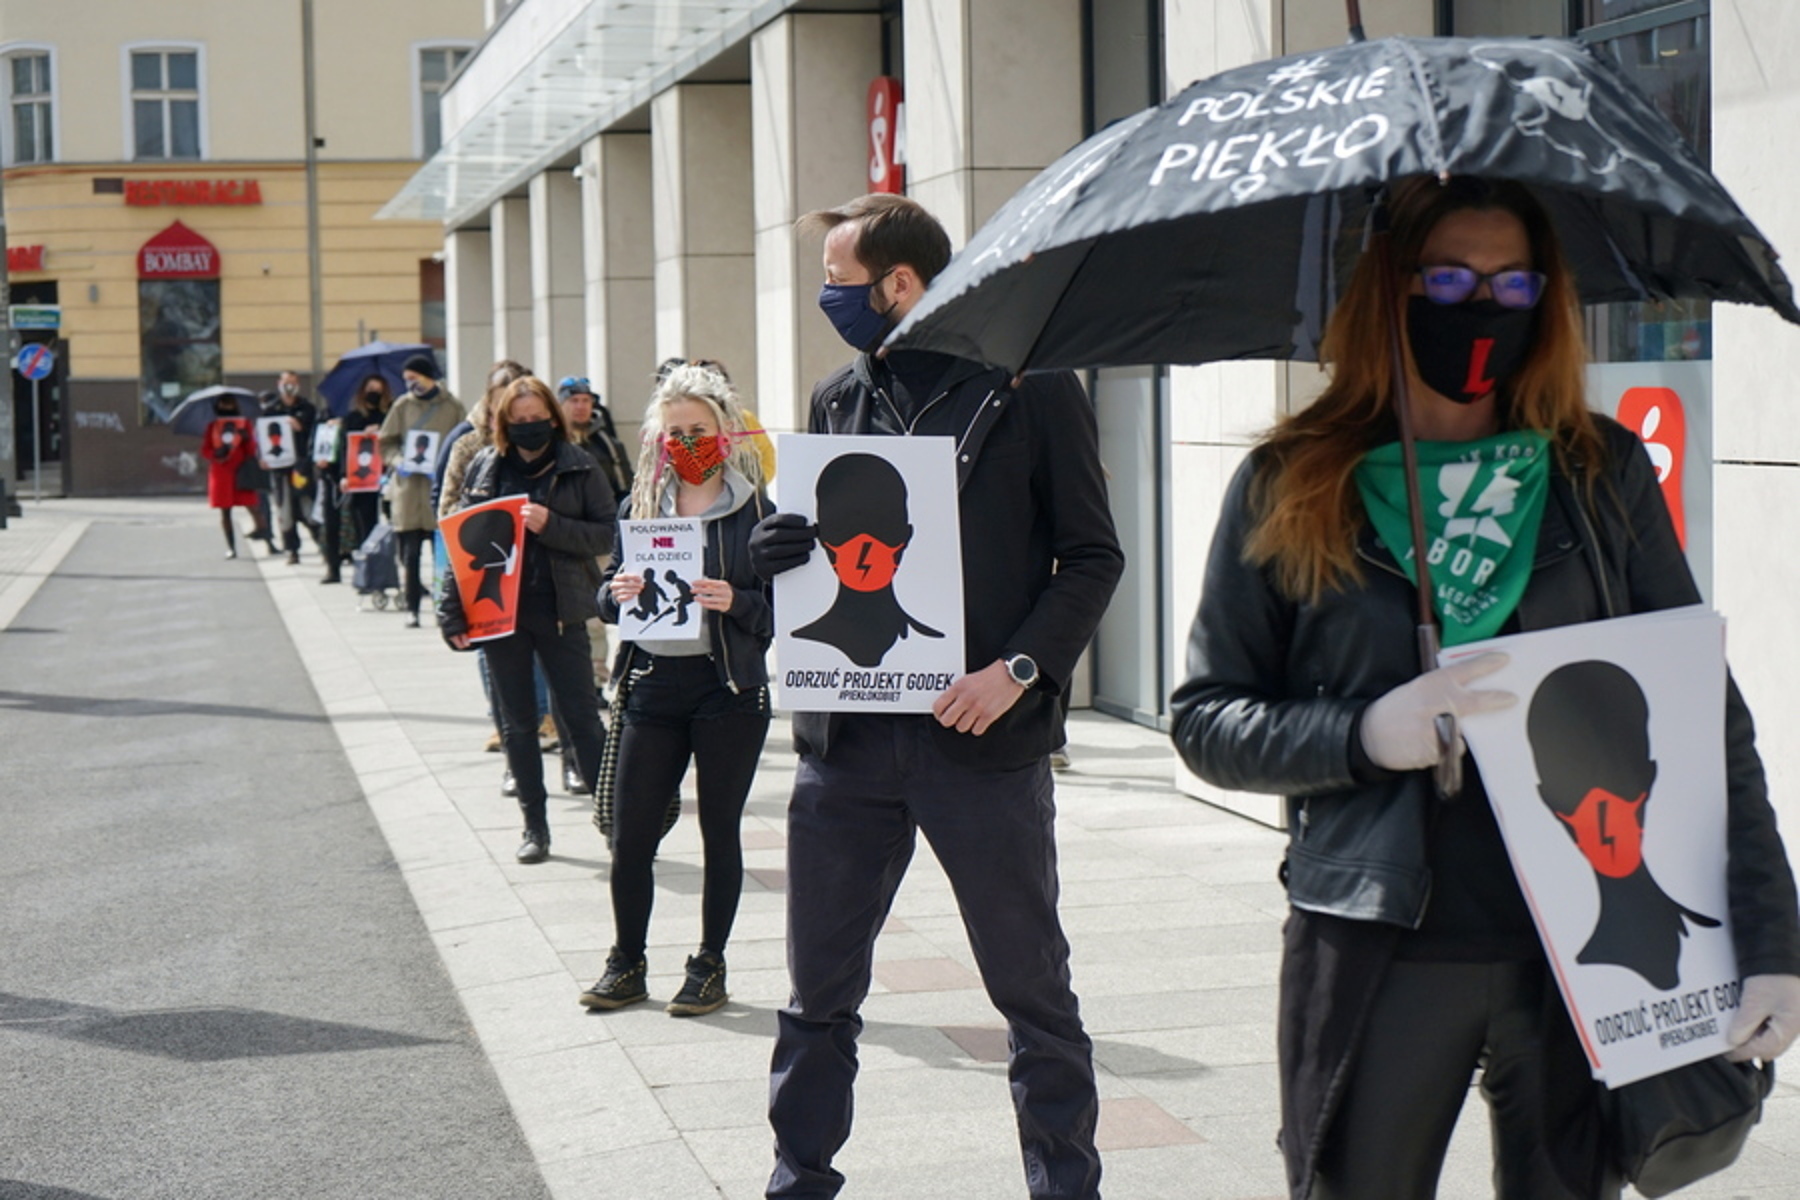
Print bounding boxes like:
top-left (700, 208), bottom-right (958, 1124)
top-left (818, 270), bottom-right (896, 352)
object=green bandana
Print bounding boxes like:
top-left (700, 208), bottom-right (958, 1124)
top-left (1354, 430), bottom-right (1552, 646)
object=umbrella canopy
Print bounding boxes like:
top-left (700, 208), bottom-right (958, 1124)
top-left (316, 341), bottom-right (440, 416)
top-left (167, 385), bottom-right (262, 437)
top-left (889, 35), bottom-right (1800, 374)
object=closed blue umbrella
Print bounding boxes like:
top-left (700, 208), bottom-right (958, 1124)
top-left (316, 341), bottom-right (440, 416)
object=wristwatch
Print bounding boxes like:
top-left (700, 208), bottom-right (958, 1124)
top-left (1003, 653), bottom-right (1039, 690)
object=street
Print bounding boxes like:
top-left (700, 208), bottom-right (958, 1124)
top-left (3, 498), bottom-right (1797, 1199)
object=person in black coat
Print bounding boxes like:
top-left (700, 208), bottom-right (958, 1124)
top-left (752, 194), bottom-right (1123, 1200)
top-left (1171, 176), bottom-right (1800, 1199)
top-left (440, 375), bottom-right (616, 864)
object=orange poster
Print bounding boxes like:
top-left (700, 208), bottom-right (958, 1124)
top-left (343, 430), bottom-right (382, 494)
top-left (441, 495), bottom-right (528, 643)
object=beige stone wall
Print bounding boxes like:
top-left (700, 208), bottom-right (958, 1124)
top-left (0, 0), bottom-right (480, 164)
top-left (5, 161), bottom-right (446, 382)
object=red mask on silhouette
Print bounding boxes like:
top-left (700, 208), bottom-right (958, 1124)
top-left (822, 534), bottom-right (905, 592)
top-left (1556, 787), bottom-right (1646, 879)
top-left (664, 433), bottom-right (727, 485)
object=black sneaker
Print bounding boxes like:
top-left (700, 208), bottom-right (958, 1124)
top-left (579, 951), bottom-right (648, 1010)
top-left (666, 949), bottom-right (728, 1017)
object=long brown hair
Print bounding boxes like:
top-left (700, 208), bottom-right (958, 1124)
top-left (1244, 175), bottom-right (1603, 602)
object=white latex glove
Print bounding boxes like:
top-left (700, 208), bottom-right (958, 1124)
top-left (1359, 652), bottom-right (1516, 772)
top-left (1725, 974), bottom-right (1800, 1062)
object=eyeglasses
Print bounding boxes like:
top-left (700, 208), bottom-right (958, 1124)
top-left (1417, 265), bottom-right (1547, 310)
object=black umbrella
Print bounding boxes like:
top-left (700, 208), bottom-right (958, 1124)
top-left (889, 35), bottom-right (1799, 374)
top-left (890, 33), bottom-right (1800, 796)
top-left (317, 341), bottom-right (438, 416)
top-left (167, 386), bottom-right (262, 437)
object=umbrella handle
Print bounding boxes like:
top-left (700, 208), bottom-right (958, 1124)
top-left (1346, 0), bottom-right (1366, 42)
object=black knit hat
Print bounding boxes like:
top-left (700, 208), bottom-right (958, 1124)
top-left (402, 353), bottom-right (438, 378)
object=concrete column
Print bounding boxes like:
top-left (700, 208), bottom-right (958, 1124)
top-left (751, 12), bottom-right (883, 433)
top-left (653, 83), bottom-right (757, 406)
top-left (582, 132), bottom-right (655, 430)
top-left (443, 226), bottom-right (494, 403)
top-left (1713, 0), bottom-right (1800, 818)
top-left (1161, 0), bottom-right (1430, 823)
top-left (489, 195), bottom-right (533, 366)
top-left (902, 0), bottom-right (1083, 244)
top-left (529, 169), bottom-right (585, 382)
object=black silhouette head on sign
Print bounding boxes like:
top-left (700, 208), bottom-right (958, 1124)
top-left (456, 508), bottom-right (518, 610)
top-left (794, 452), bottom-right (941, 668)
top-left (1526, 659), bottom-right (1716, 990)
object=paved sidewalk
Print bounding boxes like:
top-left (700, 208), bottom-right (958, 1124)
top-left (8, 496), bottom-right (1799, 1198)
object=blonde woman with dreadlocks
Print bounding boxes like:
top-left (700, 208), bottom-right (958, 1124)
top-left (581, 362), bottom-right (772, 1018)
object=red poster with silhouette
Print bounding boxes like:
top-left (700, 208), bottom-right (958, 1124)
top-left (343, 430), bottom-right (382, 493)
top-left (441, 496), bottom-right (528, 643)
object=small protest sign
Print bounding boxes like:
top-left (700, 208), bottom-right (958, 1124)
top-left (311, 423), bottom-right (337, 467)
top-left (256, 415), bottom-right (297, 468)
top-left (343, 430), bottom-right (382, 493)
top-left (617, 518), bottom-right (705, 643)
top-left (772, 433), bottom-right (964, 713)
top-left (1445, 606), bottom-right (1740, 1086)
top-left (440, 495), bottom-right (528, 643)
top-left (397, 429), bottom-right (441, 478)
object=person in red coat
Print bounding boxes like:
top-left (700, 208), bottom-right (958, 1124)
top-left (200, 396), bottom-right (270, 558)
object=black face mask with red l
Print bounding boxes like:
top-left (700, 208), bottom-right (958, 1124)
top-left (1406, 297), bottom-right (1538, 405)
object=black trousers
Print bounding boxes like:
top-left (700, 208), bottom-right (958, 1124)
top-left (395, 528), bottom-right (428, 616)
top-left (1313, 958), bottom-right (1618, 1200)
top-left (483, 609), bottom-right (606, 838)
top-left (318, 475), bottom-right (344, 575)
top-left (610, 652), bottom-right (769, 959)
top-left (270, 470), bottom-right (318, 554)
top-left (767, 716), bottom-right (1101, 1200)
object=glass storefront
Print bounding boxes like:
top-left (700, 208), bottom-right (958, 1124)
top-left (138, 280), bottom-right (222, 424)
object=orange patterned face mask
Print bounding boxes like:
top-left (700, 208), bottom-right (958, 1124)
top-left (1556, 787), bottom-right (1647, 878)
top-left (664, 433), bottom-right (728, 485)
top-left (822, 534), bottom-right (905, 592)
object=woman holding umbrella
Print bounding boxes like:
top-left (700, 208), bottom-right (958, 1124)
top-left (1172, 176), bottom-right (1800, 1198)
top-left (198, 393), bottom-right (271, 558)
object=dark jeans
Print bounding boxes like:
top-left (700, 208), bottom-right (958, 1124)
top-left (345, 492), bottom-right (380, 554)
top-left (1313, 958), bottom-right (1617, 1200)
top-left (484, 609), bottom-right (606, 838)
top-left (767, 716), bottom-right (1100, 1200)
top-left (318, 475), bottom-right (343, 576)
top-left (395, 528), bottom-right (428, 616)
top-left (611, 651), bottom-right (769, 959)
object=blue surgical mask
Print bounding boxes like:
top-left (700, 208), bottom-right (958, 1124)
top-left (819, 271), bottom-right (896, 352)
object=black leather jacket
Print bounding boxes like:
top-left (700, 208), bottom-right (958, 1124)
top-left (796, 351), bottom-right (1124, 771)
top-left (1172, 416), bottom-right (1800, 977)
top-left (439, 440), bottom-right (617, 634)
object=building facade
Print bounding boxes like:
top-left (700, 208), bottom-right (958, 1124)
top-left (394, 0), bottom-right (1800, 830)
top-left (0, 0), bottom-right (483, 495)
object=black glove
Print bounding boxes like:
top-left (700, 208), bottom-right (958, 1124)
top-left (748, 512), bottom-right (818, 579)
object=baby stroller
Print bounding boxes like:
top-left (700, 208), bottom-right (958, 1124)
top-left (352, 519), bottom-right (401, 611)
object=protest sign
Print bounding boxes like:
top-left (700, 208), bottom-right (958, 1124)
top-left (617, 518), bottom-right (705, 643)
top-left (1446, 606), bottom-right (1740, 1085)
top-left (773, 434), bottom-right (963, 713)
top-left (256, 415), bottom-right (297, 468)
top-left (439, 495), bottom-right (528, 643)
top-left (343, 430), bottom-right (381, 493)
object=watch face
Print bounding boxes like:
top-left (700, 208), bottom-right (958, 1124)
top-left (1009, 656), bottom-right (1037, 686)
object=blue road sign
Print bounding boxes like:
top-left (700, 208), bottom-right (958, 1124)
top-left (14, 343), bottom-right (54, 381)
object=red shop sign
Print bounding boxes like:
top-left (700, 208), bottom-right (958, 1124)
top-left (867, 76), bottom-right (905, 195)
top-left (138, 220), bottom-right (220, 280)
top-left (7, 245), bottom-right (46, 272)
top-left (125, 179), bottom-right (262, 207)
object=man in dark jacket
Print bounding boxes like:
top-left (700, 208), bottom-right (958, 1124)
top-left (751, 194), bottom-right (1124, 1200)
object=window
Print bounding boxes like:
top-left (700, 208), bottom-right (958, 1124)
top-left (419, 258), bottom-right (447, 349)
top-left (1580, 2), bottom-right (1712, 361)
top-left (130, 48), bottom-right (200, 160)
top-left (418, 45), bottom-right (471, 157)
top-left (8, 51), bottom-right (52, 164)
top-left (140, 280), bottom-right (222, 425)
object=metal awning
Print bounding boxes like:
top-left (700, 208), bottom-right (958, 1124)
top-left (378, 0), bottom-right (787, 227)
